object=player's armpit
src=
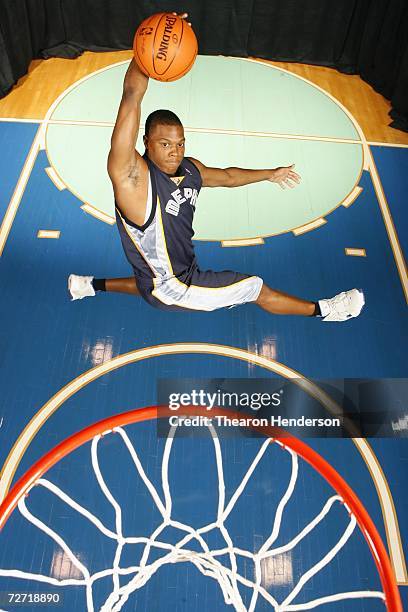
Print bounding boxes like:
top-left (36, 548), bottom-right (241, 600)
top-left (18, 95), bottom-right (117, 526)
top-left (128, 161), bottom-right (140, 181)
top-left (188, 157), bottom-right (233, 188)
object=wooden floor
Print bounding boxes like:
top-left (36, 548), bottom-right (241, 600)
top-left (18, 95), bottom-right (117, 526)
top-left (0, 50), bottom-right (407, 145)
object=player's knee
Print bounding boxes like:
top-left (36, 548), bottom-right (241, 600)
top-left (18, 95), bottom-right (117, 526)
top-left (255, 282), bottom-right (269, 304)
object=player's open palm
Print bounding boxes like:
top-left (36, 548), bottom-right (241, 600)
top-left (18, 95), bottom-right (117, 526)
top-left (270, 164), bottom-right (301, 189)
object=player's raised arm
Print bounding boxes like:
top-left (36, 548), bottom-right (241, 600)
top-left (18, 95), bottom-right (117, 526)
top-left (107, 59), bottom-right (148, 184)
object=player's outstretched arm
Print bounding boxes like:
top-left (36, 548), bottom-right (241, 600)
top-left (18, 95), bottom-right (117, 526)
top-left (189, 158), bottom-right (301, 190)
top-left (107, 59), bottom-right (148, 184)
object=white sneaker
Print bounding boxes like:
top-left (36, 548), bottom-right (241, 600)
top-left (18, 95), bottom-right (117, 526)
top-left (68, 275), bottom-right (95, 300)
top-left (318, 289), bottom-right (365, 322)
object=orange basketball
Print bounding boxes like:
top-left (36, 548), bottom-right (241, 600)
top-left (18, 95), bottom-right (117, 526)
top-left (133, 13), bottom-right (198, 82)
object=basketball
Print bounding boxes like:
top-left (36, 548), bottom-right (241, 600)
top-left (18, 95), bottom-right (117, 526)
top-left (133, 13), bottom-right (198, 82)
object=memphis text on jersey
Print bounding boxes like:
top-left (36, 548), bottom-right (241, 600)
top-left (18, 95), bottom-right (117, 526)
top-left (165, 186), bottom-right (198, 216)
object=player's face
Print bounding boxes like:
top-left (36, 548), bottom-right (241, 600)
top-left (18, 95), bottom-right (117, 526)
top-left (144, 124), bottom-right (185, 175)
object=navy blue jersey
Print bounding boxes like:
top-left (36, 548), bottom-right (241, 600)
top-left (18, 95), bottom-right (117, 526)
top-left (115, 154), bottom-right (202, 290)
top-left (115, 154), bottom-right (263, 311)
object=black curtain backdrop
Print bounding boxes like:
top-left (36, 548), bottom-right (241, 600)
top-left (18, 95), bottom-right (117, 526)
top-left (0, 0), bottom-right (407, 132)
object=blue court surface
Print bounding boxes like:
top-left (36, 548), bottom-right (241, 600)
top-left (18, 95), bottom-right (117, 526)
top-left (0, 112), bottom-right (407, 611)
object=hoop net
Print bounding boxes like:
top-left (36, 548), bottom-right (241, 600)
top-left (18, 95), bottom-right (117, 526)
top-left (0, 406), bottom-right (402, 611)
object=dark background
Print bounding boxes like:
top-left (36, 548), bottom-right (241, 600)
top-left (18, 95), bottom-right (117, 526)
top-left (0, 0), bottom-right (407, 132)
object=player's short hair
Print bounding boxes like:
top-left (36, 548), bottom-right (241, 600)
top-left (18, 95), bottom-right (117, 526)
top-left (145, 109), bottom-right (183, 136)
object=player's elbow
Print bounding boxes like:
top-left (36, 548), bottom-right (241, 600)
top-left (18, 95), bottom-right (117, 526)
top-left (122, 84), bottom-right (145, 103)
top-left (223, 168), bottom-right (236, 188)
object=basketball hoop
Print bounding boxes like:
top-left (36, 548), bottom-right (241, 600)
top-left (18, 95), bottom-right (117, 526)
top-left (0, 406), bottom-right (402, 611)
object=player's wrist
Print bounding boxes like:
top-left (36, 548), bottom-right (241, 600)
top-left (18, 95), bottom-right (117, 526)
top-left (125, 60), bottom-right (149, 91)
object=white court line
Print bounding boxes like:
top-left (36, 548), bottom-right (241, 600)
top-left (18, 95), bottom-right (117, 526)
top-left (368, 141), bottom-right (408, 149)
top-left (1, 116), bottom-right (408, 147)
top-left (44, 119), bottom-right (364, 145)
top-left (357, 439), bottom-right (407, 583)
top-left (345, 248), bottom-right (366, 257)
top-left (0, 117), bottom-right (41, 123)
top-left (222, 237), bottom-right (264, 247)
top-left (293, 218), bottom-right (326, 236)
top-left (45, 166), bottom-right (66, 191)
top-left (367, 147), bottom-right (408, 303)
top-left (0, 123), bottom-right (45, 256)
top-left (37, 230), bottom-right (60, 239)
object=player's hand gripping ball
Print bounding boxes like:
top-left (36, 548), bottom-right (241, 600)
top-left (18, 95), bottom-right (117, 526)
top-left (133, 12), bottom-right (198, 82)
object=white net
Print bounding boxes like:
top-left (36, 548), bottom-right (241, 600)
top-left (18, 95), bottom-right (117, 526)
top-left (0, 421), bottom-right (386, 611)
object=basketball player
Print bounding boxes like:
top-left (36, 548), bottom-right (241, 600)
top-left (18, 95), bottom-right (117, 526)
top-left (69, 17), bottom-right (364, 322)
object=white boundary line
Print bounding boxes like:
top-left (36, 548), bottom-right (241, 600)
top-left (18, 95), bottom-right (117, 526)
top-left (37, 230), bottom-right (60, 239)
top-left (0, 123), bottom-right (45, 256)
top-left (2, 115), bottom-right (408, 150)
top-left (345, 248), bottom-right (366, 257)
top-left (0, 117), bottom-right (41, 123)
top-left (1, 115), bottom-right (408, 147)
top-left (367, 146), bottom-right (408, 302)
top-left (45, 166), bottom-right (66, 191)
top-left (368, 141), bottom-right (408, 149)
top-left (357, 438), bottom-right (407, 584)
top-left (293, 218), bottom-right (326, 236)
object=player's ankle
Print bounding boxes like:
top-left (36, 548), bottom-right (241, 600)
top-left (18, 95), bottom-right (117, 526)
top-left (312, 302), bottom-right (322, 317)
top-left (92, 278), bottom-right (106, 292)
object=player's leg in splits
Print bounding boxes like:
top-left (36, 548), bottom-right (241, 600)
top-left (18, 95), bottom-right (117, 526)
top-left (69, 274), bottom-right (363, 321)
top-left (69, 41), bottom-right (364, 323)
